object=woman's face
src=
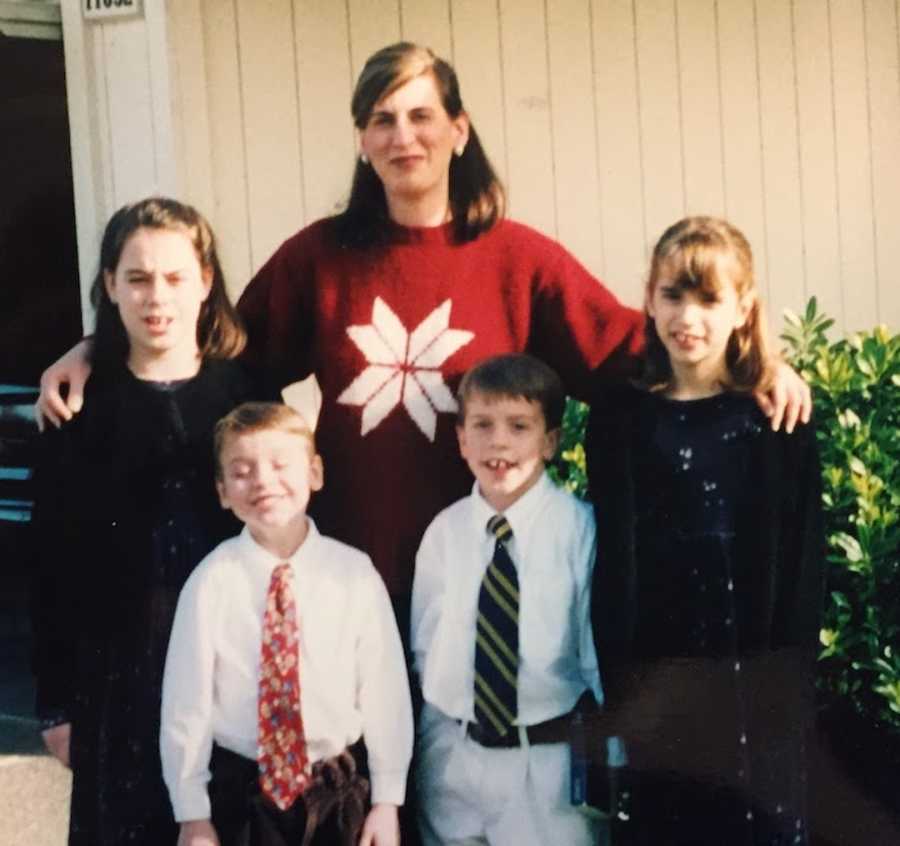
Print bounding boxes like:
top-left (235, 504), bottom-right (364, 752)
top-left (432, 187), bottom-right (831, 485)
top-left (358, 72), bottom-right (469, 221)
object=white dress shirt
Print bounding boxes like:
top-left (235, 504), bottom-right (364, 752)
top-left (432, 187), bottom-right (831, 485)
top-left (411, 472), bottom-right (602, 725)
top-left (160, 520), bottom-right (413, 821)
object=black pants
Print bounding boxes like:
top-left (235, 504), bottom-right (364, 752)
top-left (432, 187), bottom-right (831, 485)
top-left (209, 741), bottom-right (369, 846)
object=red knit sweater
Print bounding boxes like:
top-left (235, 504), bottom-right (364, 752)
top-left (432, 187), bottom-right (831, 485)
top-left (238, 217), bottom-right (643, 600)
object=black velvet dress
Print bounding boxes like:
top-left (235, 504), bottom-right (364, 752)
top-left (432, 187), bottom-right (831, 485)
top-left (586, 386), bottom-right (824, 846)
top-left (30, 359), bottom-right (263, 846)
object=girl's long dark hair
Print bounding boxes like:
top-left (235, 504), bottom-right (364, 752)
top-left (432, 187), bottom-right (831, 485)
top-left (91, 197), bottom-right (246, 369)
top-left (334, 42), bottom-right (505, 249)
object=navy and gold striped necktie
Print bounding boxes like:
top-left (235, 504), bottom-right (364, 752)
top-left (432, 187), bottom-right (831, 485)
top-left (474, 514), bottom-right (519, 740)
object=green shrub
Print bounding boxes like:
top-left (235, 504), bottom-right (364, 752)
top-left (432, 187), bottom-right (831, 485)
top-left (548, 396), bottom-right (589, 497)
top-left (552, 299), bottom-right (900, 733)
top-left (781, 299), bottom-right (900, 732)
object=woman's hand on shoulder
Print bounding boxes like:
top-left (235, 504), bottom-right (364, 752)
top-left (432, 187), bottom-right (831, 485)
top-left (177, 819), bottom-right (220, 846)
top-left (755, 360), bottom-right (812, 433)
top-left (41, 722), bottom-right (71, 768)
top-left (36, 339), bottom-right (94, 431)
top-left (358, 803), bottom-right (399, 846)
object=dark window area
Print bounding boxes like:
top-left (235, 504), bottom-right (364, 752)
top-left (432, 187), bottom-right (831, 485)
top-left (0, 33), bottom-right (81, 385)
top-left (0, 33), bottom-right (78, 739)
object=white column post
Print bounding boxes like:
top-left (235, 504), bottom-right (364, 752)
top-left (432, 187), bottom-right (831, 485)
top-left (60, 0), bottom-right (178, 327)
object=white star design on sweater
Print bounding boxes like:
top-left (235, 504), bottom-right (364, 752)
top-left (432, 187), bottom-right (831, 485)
top-left (337, 297), bottom-right (475, 440)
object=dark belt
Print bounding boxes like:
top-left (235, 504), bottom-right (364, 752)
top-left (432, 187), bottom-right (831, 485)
top-left (463, 690), bottom-right (597, 749)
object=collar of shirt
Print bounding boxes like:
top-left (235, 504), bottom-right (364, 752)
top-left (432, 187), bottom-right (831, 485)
top-left (469, 471), bottom-right (554, 556)
top-left (235, 518), bottom-right (322, 581)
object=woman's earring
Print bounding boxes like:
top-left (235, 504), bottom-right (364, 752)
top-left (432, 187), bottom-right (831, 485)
top-left (454, 145), bottom-right (465, 158)
top-left (360, 153), bottom-right (369, 165)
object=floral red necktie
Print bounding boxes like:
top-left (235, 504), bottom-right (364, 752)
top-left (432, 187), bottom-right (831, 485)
top-left (258, 562), bottom-right (310, 810)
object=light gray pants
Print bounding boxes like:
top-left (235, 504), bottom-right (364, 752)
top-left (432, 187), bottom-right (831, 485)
top-left (415, 704), bottom-right (609, 846)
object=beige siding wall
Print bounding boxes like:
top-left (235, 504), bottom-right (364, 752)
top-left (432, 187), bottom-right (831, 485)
top-left (167, 0), bottom-right (900, 334)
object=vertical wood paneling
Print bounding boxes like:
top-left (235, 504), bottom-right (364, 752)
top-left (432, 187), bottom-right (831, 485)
top-left (294, 0), bottom-right (355, 224)
top-left (676, 0), bottom-right (725, 217)
top-left (716, 0), bottom-right (768, 296)
top-left (450, 0), bottom-right (508, 186)
top-left (168, 0), bottom-right (215, 216)
top-left (145, 0), bottom-right (178, 194)
top-left (234, 0), bottom-right (305, 272)
top-left (162, 0), bottom-right (900, 329)
top-left (347, 0), bottom-right (401, 80)
top-left (497, 0), bottom-right (556, 234)
top-left (863, 0), bottom-right (900, 329)
top-left (592, 0), bottom-right (647, 299)
top-left (202, 0), bottom-right (252, 295)
top-left (793, 0), bottom-right (843, 327)
top-left (546, 0), bottom-right (605, 276)
top-left (635, 0), bottom-right (685, 248)
top-left (755, 0), bottom-right (805, 325)
top-left (400, 0), bottom-right (452, 59)
top-left (831, 0), bottom-right (878, 331)
top-left (91, 27), bottom-right (116, 215)
top-left (60, 5), bottom-right (109, 326)
top-left (103, 19), bottom-right (157, 204)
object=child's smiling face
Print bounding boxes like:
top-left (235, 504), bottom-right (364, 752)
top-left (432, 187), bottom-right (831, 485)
top-left (647, 261), bottom-right (752, 394)
top-left (456, 391), bottom-right (559, 513)
top-left (216, 428), bottom-right (323, 550)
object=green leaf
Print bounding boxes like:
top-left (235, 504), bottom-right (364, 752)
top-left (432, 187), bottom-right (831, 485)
top-left (783, 308), bottom-right (802, 328)
top-left (831, 532), bottom-right (864, 563)
top-left (805, 296), bottom-right (818, 322)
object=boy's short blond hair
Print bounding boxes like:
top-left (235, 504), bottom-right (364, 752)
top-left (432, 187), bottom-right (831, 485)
top-left (214, 402), bottom-right (317, 479)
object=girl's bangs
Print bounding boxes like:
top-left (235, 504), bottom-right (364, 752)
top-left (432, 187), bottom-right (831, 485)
top-left (660, 240), bottom-right (730, 297)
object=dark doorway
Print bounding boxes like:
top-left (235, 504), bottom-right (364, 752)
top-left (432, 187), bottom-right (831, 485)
top-left (0, 33), bottom-right (81, 384)
top-left (0, 32), bottom-right (79, 746)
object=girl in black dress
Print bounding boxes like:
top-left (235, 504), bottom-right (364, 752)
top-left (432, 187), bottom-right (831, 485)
top-left (586, 216), bottom-right (824, 846)
top-left (30, 198), bottom-right (265, 846)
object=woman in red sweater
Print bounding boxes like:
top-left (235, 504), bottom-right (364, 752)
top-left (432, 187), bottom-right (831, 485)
top-left (37, 42), bottom-right (808, 622)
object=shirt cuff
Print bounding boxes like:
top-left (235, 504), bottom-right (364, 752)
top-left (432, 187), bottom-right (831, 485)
top-left (369, 767), bottom-right (408, 806)
top-left (169, 781), bottom-right (212, 823)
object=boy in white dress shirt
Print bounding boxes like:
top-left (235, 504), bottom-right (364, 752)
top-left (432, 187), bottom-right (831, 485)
top-left (410, 354), bottom-right (605, 846)
top-left (161, 402), bottom-right (412, 846)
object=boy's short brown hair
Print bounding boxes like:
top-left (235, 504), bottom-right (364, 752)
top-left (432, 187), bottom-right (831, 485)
top-left (456, 354), bottom-right (565, 431)
top-left (214, 402), bottom-right (317, 479)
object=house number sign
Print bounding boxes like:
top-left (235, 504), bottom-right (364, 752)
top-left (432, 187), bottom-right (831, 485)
top-left (83, 0), bottom-right (143, 21)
